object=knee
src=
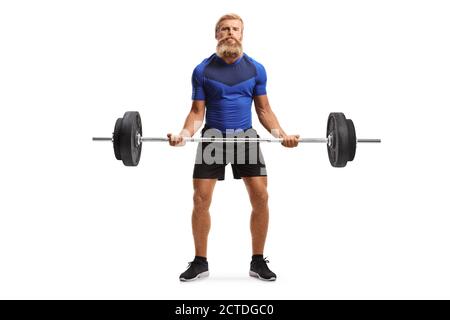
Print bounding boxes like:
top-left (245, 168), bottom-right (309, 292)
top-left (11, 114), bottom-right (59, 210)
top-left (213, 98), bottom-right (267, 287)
top-left (250, 190), bottom-right (269, 208)
top-left (193, 192), bottom-right (212, 211)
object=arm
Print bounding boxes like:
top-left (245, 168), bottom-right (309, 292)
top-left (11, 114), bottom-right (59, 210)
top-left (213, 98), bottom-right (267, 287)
top-left (254, 95), bottom-right (299, 147)
top-left (180, 99), bottom-right (206, 137)
top-left (167, 100), bottom-right (205, 146)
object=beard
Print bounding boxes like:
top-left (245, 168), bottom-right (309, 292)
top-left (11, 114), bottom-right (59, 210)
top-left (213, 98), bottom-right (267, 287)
top-left (216, 37), bottom-right (243, 59)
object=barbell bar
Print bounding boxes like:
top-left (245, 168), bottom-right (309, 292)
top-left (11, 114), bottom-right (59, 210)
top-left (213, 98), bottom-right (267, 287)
top-left (92, 111), bottom-right (381, 167)
top-left (93, 136), bottom-right (381, 143)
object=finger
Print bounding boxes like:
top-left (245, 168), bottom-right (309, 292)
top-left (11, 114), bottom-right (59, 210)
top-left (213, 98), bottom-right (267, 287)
top-left (176, 136), bottom-right (185, 146)
top-left (172, 135), bottom-right (180, 146)
top-left (167, 133), bottom-right (174, 146)
top-left (286, 138), bottom-right (293, 148)
top-left (290, 136), bottom-right (297, 146)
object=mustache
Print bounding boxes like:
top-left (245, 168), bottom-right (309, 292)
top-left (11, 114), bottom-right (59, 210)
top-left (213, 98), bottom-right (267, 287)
top-left (218, 36), bottom-right (242, 46)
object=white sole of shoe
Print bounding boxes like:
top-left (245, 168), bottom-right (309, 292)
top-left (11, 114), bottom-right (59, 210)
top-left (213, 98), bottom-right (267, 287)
top-left (179, 271), bottom-right (210, 282)
top-left (249, 271), bottom-right (276, 281)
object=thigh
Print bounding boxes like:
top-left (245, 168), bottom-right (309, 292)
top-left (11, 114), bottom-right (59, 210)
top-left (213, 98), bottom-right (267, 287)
top-left (193, 163), bottom-right (226, 180)
top-left (231, 129), bottom-right (267, 179)
top-left (193, 132), bottom-right (227, 180)
top-left (231, 142), bottom-right (267, 179)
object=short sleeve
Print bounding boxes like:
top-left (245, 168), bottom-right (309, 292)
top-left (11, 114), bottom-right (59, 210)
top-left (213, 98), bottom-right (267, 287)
top-left (191, 66), bottom-right (206, 100)
top-left (253, 63), bottom-right (267, 96)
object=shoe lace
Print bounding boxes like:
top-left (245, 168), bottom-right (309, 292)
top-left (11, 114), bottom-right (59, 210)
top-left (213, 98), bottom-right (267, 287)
top-left (186, 260), bottom-right (204, 269)
top-left (253, 257), bottom-right (270, 265)
top-left (256, 257), bottom-right (274, 275)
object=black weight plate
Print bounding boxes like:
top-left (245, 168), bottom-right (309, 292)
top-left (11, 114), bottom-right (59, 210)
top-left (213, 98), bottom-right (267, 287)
top-left (113, 118), bottom-right (122, 160)
top-left (327, 117), bottom-right (336, 164)
top-left (119, 111), bottom-right (142, 166)
top-left (327, 112), bottom-right (350, 167)
top-left (346, 119), bottom-right (356, 162)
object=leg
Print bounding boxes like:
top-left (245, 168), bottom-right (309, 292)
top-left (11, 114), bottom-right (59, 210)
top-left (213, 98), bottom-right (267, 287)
top-left (242, 176), bottom-right (269, 255)
top-left (192, 178), bottom-right (217, 257)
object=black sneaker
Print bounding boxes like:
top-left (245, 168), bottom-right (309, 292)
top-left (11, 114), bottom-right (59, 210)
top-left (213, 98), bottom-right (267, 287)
top-left (179, 257), bottom-right (209, 282)
top-left (249, 256), bottom-right (277, 281)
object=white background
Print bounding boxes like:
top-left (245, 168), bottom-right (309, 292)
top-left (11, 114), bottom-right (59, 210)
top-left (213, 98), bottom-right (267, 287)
top-left (0, 0), bottom-right (449, 299)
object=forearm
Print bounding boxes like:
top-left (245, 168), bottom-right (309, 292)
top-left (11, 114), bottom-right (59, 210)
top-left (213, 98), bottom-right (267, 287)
top-left (257, 108), bottom-right (288, 138)
top-left (180, 110), bottom-right (204, 137)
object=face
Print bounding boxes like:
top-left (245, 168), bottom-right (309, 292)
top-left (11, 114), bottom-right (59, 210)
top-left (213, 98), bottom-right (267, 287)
top-left (216, 19), bottom-right (243, 42)
top-left (215, 19), bottom-right (243, 59)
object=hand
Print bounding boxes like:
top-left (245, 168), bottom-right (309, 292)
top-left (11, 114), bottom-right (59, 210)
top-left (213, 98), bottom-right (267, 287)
top-left (167, 133), bottom-right (186, 147)
top-left (281, 134), bottom-right (300, 148)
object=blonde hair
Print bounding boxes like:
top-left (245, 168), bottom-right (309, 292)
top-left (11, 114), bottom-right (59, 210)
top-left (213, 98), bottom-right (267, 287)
top-left (215, 13), bottom-right (244, 37)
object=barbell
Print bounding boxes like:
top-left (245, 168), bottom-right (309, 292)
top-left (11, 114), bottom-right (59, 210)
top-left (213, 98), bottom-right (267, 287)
top-left (92, 111), bottom-right (380, 167)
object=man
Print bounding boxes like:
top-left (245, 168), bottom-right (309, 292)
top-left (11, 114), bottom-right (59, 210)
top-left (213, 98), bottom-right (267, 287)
top-left (168, 14), bottom-right (299, 281)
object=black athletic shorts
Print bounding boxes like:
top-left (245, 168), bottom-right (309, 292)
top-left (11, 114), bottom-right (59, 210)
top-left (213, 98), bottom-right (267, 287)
top-left (193, 126), bottom-right (267, 180)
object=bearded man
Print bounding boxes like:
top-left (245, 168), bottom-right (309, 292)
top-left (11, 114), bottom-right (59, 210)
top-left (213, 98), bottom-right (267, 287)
top-left (168, 13), bottom-right (299, 281)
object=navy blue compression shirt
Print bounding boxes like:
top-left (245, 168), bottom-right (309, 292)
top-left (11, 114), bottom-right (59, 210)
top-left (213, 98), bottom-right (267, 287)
top-left (191, 53), bottom-right (267, 132)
